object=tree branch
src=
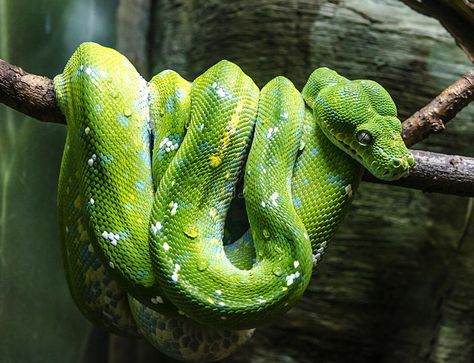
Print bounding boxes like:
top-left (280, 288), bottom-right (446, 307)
top-left (363, 150), bottom-right (474, 197)
top-left (0, 59), bottom-right (64, 124)
top-left (0, 57), bottom-right (473, 196)
top-left (401, 69), bottom-right (474, 147)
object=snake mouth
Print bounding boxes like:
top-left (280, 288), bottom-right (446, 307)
top-left (375, 165), bottom-right (410, 181)
top-left (369, 149), bottom-right (415, 181)
top-left (335, 136), bottom-right (358, 157)
top-left (335, 137), bottom-right (414, 181)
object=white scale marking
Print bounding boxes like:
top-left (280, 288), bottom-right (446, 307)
top-left (270, 192), bottom-right (279, 207)
top-left (170, 202), bottom-right (178, 215)
top-left (345, 184), bottom-right (353, 198)
top-left (102, 231), bottom-right (120, 246)
top-left (171, 263), bottom-right (181, 282)
top-left (286, 275), bottom-right (295, 286)
top-left (267, 127), bottom-right (279, 139)
top-left (151, 296), bottom-right (164, 304)
top-left (285, 270), bottom-right (301, 286)
top-left (210, 208), bottom-right (217, 218)
top-left (212, 82), bottom-right (227, 98)
top-left (151, 221), bottom-right (162, 235)
top-left (160, 137), bottom-right (169, 148)
top-left (160, 137), bottom-right (179, 153)
top-left (87, 154), bottom-right (97, 167)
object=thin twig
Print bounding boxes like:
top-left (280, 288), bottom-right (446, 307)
top-left (401, 69), bottom-right (474, 147)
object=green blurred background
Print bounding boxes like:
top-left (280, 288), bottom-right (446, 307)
top-left (0, 1), bottom-right (116, 361)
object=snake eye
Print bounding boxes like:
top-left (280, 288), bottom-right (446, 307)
top-left (356, 130), bottom-right (372, 146)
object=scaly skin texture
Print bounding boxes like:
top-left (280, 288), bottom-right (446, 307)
top-left (54, 42), bottom-right (414, 362)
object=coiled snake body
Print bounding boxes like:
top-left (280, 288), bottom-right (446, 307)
top-left (54, 43), bottom-right (414, 362)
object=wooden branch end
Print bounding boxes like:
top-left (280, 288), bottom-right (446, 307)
top-left (0, 59), bottom-right (65, 124)
top-left (401, 69), bottom-right (474, 147)
top-left (363, 150), bottom-right (474, 197)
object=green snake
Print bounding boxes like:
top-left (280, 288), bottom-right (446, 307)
top-left (54, 42), bottom-right (414, 362)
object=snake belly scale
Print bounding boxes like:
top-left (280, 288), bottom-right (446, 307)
top-left (54, 42), bottom-right (414, 361)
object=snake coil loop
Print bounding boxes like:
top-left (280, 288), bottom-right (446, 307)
top-left (54, 43), bottom-right (413, 362)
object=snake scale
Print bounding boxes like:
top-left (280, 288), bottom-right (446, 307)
top-left (54, 42), bottom-right (414, 362)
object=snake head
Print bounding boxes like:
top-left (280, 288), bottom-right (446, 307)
top-left (303, 68), bottom-right (414, 181)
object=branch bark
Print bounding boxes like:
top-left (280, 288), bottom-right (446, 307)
top-left (0, 59), bottom-right (64, 124)
top-left (363, 150), bottom-right (474, 197)
top-left (401, 68), bottom-right (474, 147)
top-left (0, 57), bottom-right (473, 196)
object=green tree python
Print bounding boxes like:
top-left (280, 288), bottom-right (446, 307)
top-left (54, 42), bottom-right (414, 362)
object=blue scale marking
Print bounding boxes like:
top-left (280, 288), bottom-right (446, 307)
top-left (119, 231), bottom-right (131, 239)
top-left (118, 113), bottom-right (129, 126)
top-left (175, 88), bottom-right (186, 99)
top-left (94, 104), bottom-right (103, 113)
top-left (136, 181), bottom-right (146, 190)
top-left (326, 173), bottom-right (346, 188)
top-left (99, 153), bottom-right (114, 164)
top-left (165, 96), bottom-right (176, 113)
top-left (136, 270), bottom-right (150, 280)
top-left (292, 197), bottom-right (302, 208)
top-left (140, 151), bottom-right (151, 165)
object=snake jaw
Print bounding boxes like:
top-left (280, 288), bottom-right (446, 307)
top-left (317, 122), bottom-right (414, 181)
top-left (357, 145), bottom-right (414, 181)
top-left (366, 140), bottom-right (414, 181)
top-left (370, 151), bottom-right (412, 181)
